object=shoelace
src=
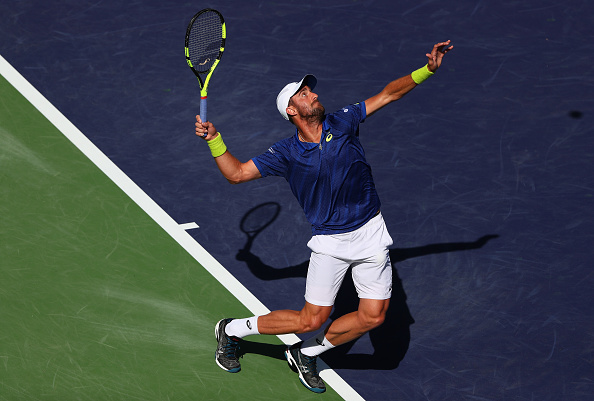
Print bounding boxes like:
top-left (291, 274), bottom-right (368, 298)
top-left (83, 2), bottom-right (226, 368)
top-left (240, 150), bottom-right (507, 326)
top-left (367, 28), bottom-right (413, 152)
top-left (224, 335), bottom-right (240, 358)
top-left (301, 353), bottom-right (319, 375)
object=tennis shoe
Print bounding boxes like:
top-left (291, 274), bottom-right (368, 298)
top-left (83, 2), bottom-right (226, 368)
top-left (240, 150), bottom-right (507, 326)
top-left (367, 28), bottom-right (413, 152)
top-left (285, 342), bottom-right (326, 393)
top-left (215, 318), bottom-right (241, 373)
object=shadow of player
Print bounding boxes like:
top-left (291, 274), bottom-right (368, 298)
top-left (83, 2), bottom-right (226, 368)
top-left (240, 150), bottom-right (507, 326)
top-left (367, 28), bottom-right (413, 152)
top-left (235, 203), bottom-right (499, 370)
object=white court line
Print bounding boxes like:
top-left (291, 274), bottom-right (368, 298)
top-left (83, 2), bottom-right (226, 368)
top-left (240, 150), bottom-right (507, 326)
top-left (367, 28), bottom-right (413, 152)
top-left (179, 222), bottom-right (200, 230)
top-left (0, 54), bottom-right (364, 401)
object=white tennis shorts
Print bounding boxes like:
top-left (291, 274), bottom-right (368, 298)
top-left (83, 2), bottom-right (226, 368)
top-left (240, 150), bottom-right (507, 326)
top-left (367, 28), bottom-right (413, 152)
top-left (304, 212), bottom-right (393, 307)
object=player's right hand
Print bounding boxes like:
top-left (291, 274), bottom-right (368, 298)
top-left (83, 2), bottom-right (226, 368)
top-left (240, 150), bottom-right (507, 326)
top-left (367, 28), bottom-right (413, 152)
top-left (195, 115), bottom-right (218, 140)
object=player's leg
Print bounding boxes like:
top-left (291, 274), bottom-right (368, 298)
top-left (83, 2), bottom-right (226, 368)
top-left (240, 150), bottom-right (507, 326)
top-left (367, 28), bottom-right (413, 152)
top-left (215, 302), bottom-right (332, 374)
top-left (284, 250), bottom-right (351, 393)
top-left (323, 297), bottom-right (390, 346)
top-left (256, 301), bottom-right (333, 335)
top-left (215, 242), bottom-right (341, 373)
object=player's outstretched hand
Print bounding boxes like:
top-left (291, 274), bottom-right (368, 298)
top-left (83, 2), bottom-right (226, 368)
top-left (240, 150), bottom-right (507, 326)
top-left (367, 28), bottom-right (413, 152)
top-left (427, 40), bottom-right (453, 72)
top-left (195, 115), bottom-right (218, 140)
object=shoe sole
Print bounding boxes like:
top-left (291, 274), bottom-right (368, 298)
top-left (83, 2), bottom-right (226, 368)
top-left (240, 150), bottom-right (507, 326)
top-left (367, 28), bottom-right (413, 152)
top-left (215, 319), bottom-right (240, 373)
top-left (284, 348), bottom-right (325, 393)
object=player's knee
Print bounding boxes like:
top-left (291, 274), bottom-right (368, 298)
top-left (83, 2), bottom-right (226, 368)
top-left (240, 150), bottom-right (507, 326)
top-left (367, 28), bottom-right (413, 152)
top-left (301, 317), bottom-right (325, 333)
top-left (359, 311), bottom-right (386, 332)
top-left (297, 304), bottom-right (332, 333)
top-left (298, 314), bottom-right (326, 333)
top-left (372, 313), bottom-right (386, 329)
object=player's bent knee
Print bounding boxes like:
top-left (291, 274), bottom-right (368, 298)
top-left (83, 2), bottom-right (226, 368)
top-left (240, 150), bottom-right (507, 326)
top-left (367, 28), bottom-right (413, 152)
top-left (297, 303), bottom-right (332, 333)
top-left (299, 316), bottom-right (325, 333)
top-left (371, 314), bottom-right (386, 329)
top-left (358, 298), bottom-right (389, 331)
top-left (359, 311), bottom-right (386, 331)
top-left (298, 312), bottom-right (328, 333)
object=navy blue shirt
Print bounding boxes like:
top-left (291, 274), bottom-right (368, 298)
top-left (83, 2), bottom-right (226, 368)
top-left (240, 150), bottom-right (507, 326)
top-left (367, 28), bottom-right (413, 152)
top-left (252, 102), bottom-right (381, 235)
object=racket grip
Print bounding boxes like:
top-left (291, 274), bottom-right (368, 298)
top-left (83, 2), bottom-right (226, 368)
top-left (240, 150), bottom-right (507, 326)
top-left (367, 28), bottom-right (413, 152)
top-left (200, 97), bottom-right (207, 123)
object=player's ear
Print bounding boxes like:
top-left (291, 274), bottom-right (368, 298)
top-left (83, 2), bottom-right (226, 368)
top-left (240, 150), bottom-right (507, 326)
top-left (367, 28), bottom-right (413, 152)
top-left (286, 106), bottom-right (297, 118)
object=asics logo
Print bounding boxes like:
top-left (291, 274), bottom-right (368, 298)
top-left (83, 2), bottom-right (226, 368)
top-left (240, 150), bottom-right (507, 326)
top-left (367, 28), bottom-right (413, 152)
top-left (247, 321), bottom-right (252, 330)
top-left (325, 133), bottom-right (333, 142)
top-left (316, 338), bottom-right (325, 346)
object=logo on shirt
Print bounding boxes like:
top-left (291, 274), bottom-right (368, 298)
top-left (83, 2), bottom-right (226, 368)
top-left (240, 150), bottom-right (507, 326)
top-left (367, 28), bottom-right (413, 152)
top-left (268, 147), bottom-right (275, 154)
top-left (325, 133), bottom-right (333, 142)
top-left (342, 108), bottom-right (349, 113)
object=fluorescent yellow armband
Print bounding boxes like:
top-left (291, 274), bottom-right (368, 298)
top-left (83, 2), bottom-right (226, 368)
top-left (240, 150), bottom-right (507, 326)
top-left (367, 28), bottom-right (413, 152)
top-left (207, 132), bottom-right (227, 158)
top-left (411, 64), bottom-right (434, 84)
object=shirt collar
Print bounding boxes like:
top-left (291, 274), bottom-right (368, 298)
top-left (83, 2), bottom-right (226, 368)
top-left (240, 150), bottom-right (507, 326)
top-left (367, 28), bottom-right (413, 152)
top-left (293, 116), bottom-right (329, 153)
top-left (294, 130), bottom-right (318, 152)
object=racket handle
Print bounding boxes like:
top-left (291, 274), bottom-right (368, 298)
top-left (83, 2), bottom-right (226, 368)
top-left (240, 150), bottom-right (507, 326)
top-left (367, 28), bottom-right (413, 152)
top-left (200, 96), bottom-right (207, 123)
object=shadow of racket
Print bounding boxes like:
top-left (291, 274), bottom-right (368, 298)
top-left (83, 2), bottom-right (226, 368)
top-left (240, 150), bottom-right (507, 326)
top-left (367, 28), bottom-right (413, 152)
top-left (239, 202), bottom-right (281, 253)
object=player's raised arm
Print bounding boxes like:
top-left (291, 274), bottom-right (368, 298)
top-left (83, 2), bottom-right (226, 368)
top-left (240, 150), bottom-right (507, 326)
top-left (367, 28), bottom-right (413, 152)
top-left (365, 40), bottom-right (453, 117)
top-left (195, 116), bottom-right (261, 184)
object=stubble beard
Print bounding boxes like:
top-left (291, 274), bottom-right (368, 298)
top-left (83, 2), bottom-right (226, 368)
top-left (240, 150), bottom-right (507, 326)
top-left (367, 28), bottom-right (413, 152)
top-left (301, 101), bottom-right (325, 124)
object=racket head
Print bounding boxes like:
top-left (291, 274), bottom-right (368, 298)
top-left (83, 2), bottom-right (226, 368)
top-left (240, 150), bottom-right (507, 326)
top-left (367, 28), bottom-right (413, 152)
top-left (184, 9), bottom-right (226, 84)
top-left (240, 202), bottom-right (281, 236)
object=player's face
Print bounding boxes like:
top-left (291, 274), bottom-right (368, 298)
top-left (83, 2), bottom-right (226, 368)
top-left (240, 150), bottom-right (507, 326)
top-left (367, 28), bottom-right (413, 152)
top-left (290, 86), bottom-right (325, 120)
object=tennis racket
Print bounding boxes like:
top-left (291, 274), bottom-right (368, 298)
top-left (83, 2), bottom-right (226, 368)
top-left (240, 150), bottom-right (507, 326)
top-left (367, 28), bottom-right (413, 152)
top-left (240, 202), bottom-right (281, 253)
top-left (185, 9), bottom-right (226, 123)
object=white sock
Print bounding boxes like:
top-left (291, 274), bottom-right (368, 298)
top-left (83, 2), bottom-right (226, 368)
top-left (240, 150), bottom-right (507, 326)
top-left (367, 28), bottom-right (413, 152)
top-left (300, 331), bottom-right (335, 357)
top-left (225, 316), bottom-right (260, 338)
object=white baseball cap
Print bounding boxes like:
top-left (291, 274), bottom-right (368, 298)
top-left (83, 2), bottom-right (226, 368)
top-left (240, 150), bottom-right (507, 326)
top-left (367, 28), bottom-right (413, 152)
top-left (276, 74), bottom-right (317, 120)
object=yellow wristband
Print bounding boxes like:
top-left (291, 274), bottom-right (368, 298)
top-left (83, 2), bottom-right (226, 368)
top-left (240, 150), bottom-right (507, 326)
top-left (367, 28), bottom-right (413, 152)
top-left (207, 132), bottom-right (227, 158)
top-left (411, 64), bottom-right (434, 84)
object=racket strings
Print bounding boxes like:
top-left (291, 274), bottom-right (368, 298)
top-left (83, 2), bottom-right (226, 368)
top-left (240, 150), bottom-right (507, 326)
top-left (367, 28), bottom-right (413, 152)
top-left (188, 12), bottom-right (223, 73)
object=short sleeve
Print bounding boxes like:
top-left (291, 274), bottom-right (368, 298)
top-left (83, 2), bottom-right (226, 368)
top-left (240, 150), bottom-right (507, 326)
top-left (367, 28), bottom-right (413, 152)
top-left (251, 140), bottom-right (291, 178)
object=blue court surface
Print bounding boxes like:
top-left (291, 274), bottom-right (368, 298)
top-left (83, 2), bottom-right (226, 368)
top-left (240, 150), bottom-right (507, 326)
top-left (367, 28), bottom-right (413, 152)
top-left (1, 1), bottom-right (593, 400)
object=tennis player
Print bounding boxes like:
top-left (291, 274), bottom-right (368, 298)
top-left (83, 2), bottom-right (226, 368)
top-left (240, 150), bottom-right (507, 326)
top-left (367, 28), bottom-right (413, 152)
top-left (195, 40), bottom-right (453, 393)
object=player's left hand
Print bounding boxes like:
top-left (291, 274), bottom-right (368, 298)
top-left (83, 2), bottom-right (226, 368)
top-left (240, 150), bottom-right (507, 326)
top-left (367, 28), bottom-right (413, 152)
top-left (427, 40), bottom-right (453, 72)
